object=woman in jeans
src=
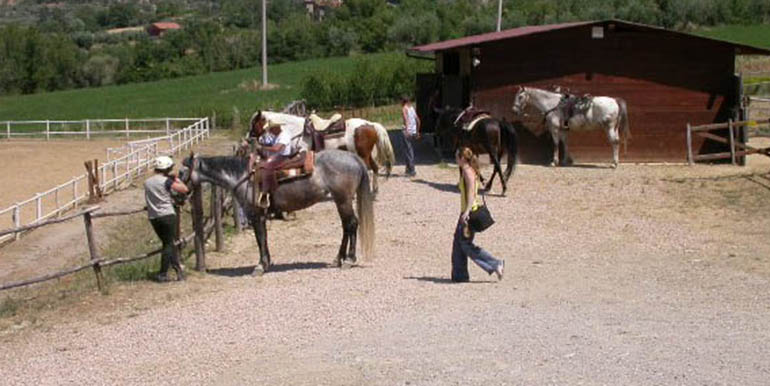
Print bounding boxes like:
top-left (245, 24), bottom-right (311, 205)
top-left (451, 147), bottom-right (504, 282)
top-left (144, 156), bottom-right (189, 282)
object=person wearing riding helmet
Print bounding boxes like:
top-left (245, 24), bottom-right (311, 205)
top-left (144, 155), bottom-right (189, 282)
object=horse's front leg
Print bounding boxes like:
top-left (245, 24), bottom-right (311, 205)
top-left (251, 213), bottom-right (271, 276)
top-left (560, 131), bottom-right (573, 166)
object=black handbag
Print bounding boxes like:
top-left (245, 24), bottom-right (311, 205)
top-left (468, 193), bottom-right (494, 233)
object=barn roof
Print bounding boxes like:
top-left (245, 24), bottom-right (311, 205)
top-left (410, 19), bottom-right (770, 56)
top-left (150, 22), bottom-right (181, 30)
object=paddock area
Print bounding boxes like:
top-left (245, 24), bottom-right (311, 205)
top-left (1, 134), bottom-right (769, 384)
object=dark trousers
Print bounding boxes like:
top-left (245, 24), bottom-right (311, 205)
top-left (260, 154), bottom-right (290, 193)
top-left (401, 132), bottom-right (416, 174)
top-left (451, 219), bottom-right (501, 282)
top-left (150, 214), bottom-right (182, 276)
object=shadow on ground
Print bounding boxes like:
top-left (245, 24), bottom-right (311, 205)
top-left (207, 262), bottom-right (331, 277)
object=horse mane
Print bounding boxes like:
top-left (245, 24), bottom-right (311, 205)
top-left (199, 155), bottom-right (248, 176)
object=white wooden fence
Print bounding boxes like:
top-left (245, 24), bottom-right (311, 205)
top-left (3, 117), bottom-right (201, 140)
top-left (0, 117), bottom-right (210, 245)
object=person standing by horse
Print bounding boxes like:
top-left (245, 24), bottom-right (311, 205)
top-left (256, 120), bottom-right (294, 208)
top-left (401, 96), bottom-right (421, 177)
top-left (451, 147), bottom-right (504, 283)
top-left (144, 155), bottom-right (189, 282)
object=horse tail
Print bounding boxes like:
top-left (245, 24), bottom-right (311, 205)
top-left (616, 98), bottom-right (631, 155)
top-left (500, 118), bottom-right (519, 177)
top-left (357, 161), bottom-right (375, 260)
top-left (372, 122), bottom-right (395, 177)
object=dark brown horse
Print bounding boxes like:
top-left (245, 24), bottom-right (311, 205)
top-left (434, 107), bottom-right (519, 195)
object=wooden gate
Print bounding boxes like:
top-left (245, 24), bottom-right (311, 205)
top-left (687, 118), bottom-right (770, 165)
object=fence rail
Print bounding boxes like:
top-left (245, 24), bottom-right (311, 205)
top-left (2, 118), bottom-right (202, 140)
top-left (0, 185), bottom-right (230, 292)
top-left (0, 117), bottom-right (210, 245)
top-left (686, 118), bottom-right (770, 165)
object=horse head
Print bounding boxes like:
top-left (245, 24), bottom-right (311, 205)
top-left (511, 87), bottom-right (529, 116)
top-left (248, 110), bottom-right (267, 139)
top-left (179, 151), bottom-right (201, 187)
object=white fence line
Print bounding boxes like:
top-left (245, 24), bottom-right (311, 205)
top-left (1, 118), bottom-right (201, 140)
top-left (0, 117), bottom-right (210, 245)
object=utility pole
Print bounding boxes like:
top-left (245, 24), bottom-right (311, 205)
top-left (497, 0), bottom-right (503, 32)
top-left (261, 0), bottom-right (268, 86)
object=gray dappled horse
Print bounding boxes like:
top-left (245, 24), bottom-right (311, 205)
top-left (511, 86), bottom-right (630, 168)
top-left (433, 107), bottom-right (519, 195)
top-left (180, 150), bottom-right (375, 275)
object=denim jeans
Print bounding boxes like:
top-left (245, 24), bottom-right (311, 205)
top-left (401, 131), bottom-right (416, 174)
top-left (451, 219), bottom-right (501, 282)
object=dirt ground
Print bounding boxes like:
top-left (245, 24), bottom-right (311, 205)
top-left (1, 134), bottom-right (770, 385)
top-left (0, 139), bottom-right (126, 229)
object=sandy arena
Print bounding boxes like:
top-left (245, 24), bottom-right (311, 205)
top-left (1, 135), bottom-right (769, 385)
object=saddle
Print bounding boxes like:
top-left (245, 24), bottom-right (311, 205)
top-left (307, 113), bottom-right (345, 151)
top-left (275, 150), bottom-right (315, 182)
top-left (454, 107), bottom-right (491, 131)
top-left (559, 94), bottom-right (593, 130)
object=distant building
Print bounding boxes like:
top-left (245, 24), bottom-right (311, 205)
top-left (304, 0), bottom-right (342, 21)
top-left (146, 22), bottom-right (181, 37)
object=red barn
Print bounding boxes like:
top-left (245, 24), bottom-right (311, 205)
top-left (410, 20), bottom-right (770, 164)
top-left (147, 22), bottom-right (181, 37)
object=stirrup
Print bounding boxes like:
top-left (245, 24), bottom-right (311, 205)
top-left (257, 192), bottom-right (271, 209)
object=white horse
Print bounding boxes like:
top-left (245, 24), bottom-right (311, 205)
top-left (511, 86), bottom-right (630, 168)
top-left (249, 111), bottom-right (395, 192)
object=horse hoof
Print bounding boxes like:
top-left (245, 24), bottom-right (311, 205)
top-left (252, 265), bottom-right (265, 277)
top-left (340, 259), bottom-right (355, 269)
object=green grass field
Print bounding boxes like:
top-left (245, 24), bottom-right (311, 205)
top-left (0, 52), bottom-right (405, 126)
top-left (694, 24), bottom-right (770, 50)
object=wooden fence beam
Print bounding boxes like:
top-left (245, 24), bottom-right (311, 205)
top-left (0, 206), bottom-right (100, 238)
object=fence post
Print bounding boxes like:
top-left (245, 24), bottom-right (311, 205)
top-left (6, 121), bottom-right (10, 139)
top-left (212, 185), bottom-right (223, 252)
top-left (46, 120), bottom-right (50, 141)
top-left (191, 184), bottom-right (206, 271)
top-left (166, 118), bottom-right (170, 136)
top-left (113, 161), bottom-right (119, 191)
top-left (72, 179), bottom-right (78, 208)
top-left (728, 119), bottom-right (736, 165)
top-left (12, 205), bottom-right (20, 241)
top-left (686, 123), bottom-right (693, 165)
top-left (125, 118), bottom-right (130, 138)
top-left (83, 211), bottom-right (105, 293)
top-left (86, 120), bottom-right (91, 140)
top-left (55, 188), bottom-right (60, 217)
top-left (35, 193), bottom-right (42, 223)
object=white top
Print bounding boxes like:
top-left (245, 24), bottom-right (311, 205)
top-left (275, 129), bottom-right (293, 156)
top-left (404, 105), bottom-right (418, 135)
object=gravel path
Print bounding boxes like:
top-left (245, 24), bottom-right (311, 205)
top-left (2, 136), bottom-right (770, 385)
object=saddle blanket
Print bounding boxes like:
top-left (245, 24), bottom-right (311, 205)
top-left (277, 150), bottom-right (315, 182)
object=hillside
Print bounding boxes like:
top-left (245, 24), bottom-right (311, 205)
top-left (0, 52), bottom-right (403, 124)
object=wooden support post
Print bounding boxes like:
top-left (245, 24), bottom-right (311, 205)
top-left (46, 120), bottom-right (50, 141)
top-left (728, 119), bottom-right (736, 165)
top-left (212, 185), bottom-right (224, 251)
top-left (686, 123), bottom-right (693, 165)
top-left (125, 118), bottom-right (130, 138)
top-left (86, 119), bottom-right (90, 140)
top-left (6, 121), bottom-right (10, 139)
top-left (83, 211), bottom-right (105, 293)
top-left (113, 160), bottom-right (119, 191)
top-left (166, 118), bottom-right (171, 136)
top-left (191, 184), bottom-right (206, 271)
